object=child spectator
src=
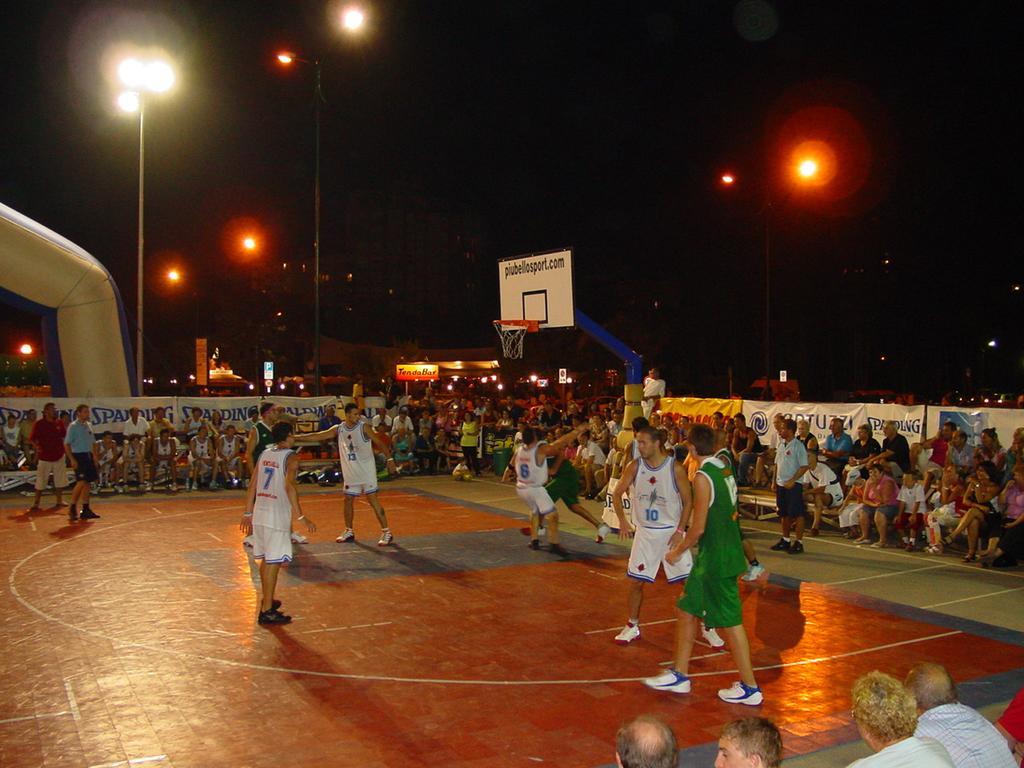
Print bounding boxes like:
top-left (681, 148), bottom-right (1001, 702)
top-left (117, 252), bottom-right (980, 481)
top-left (895, 472), bottom-right (926, 551)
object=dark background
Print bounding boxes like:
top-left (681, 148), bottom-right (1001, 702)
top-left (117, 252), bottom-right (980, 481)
top-left (1, 1), bottom-right (1020, 399)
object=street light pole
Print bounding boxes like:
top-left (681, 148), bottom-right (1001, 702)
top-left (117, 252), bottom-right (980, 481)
top-left (314, 60), bottom-right (323, 396)
top-left (135, 97), bottom-right (146, 395)
top-left (763, 200), bottom-right (771, 400)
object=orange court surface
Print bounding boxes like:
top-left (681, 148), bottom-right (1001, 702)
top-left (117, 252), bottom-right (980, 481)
top-left (2, 481), bottom-right (1023, 767)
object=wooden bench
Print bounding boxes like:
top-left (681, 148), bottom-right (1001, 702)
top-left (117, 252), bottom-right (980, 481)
top-left (737, 490), bottom-right (778, 521)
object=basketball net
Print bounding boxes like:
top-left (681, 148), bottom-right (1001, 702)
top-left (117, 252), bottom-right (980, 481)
top-left (494, 320), bottom-right (537, 359)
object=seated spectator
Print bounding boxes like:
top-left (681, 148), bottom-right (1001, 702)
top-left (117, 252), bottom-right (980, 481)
top-left (589, 414), bottom-right (610, 452)
top-left (894, 472), bottom-right (926, 551)
top-left (837, 477), bottom-right (867, 538)
top-left (96, 431), bottom-right (121, 489)
top-left (822, 417), bottom-right (854, 480)
top-left (753, 414), bottom-right (787, 488)
top-left (912, 421), bottom-right (955, 492)
top-left (207, 410), bottom-right (225, 439)
top-left (391, 406), bottom-right (415, 436)
top-left (925, 465), bottom-right (968, 554)
top-left (607, 411), bottom-right (622, 440)
top-left (578, 430), bottom-right (607, 500)
top-left (796, 419), bottom-right (819, 453)
top-left (149, 427), bottom-right (179, 491)
top-left (188, 425), bottom-right (215, 491)
top-left (371, 407), bottom-right (393, 432)
top-left (904, 662), bottom-right (1016, 768)
top-left (996, 686), bottom-right (1024, 765)
top-left (1003, 427), bottom-right (1023, 483)
top-left (318, 404), bottom-right (342, 432)
top-left (980, 464), bottom-right (1024, 568)
top-left (845, 424), bottom-right (882, 487)
top-left (869, 421), bottom-right (911, 480)
top-left (392, 426), bottom-right (415, 473)
top-left (732, 413), bottom-right (764, 487)
top-left (614, 715), bottom-right (677, 768)
top-left (213, 424), bottom-right (243, 489)
top-left (184, 407), bottom-right (207, 441)
top-left (944, 461), bottom-right (1002, 562)
top-left (948, 430), bottom-right (976, 476)
top-left (1, 413), bottom-right (23, 468)
top-left (119, 433), bottom-right (146, 490)
top-left (496, 409), bottom-right (514, 430)
top-left (716, 717), bottom-right (783, 768)
top-left (857, 465), bottom-right (899, 547)
top-left (803, 450), bottom-right (843, 535)
top-left (975, 428), bottom-right (1007, 483)
top-left (18, 409), bottom-right (37, 468)
top-left (413, 430), bottom-right (435, 474)
top-left (147, 407), bottom-right (174, 452)
top-left (848, 670), bottom-right (954, 767)
top-left (539, 402), bottom-right (561, 429)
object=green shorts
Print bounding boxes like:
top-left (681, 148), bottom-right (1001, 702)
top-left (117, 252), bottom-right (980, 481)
top-left (677, 571), bottom-right (743, 630)
top-left (544, 476), bottom-right (579, 508)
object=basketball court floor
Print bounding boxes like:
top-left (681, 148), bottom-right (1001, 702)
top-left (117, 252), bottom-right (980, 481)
top-left (1, 477), bottom-right (1021, 767)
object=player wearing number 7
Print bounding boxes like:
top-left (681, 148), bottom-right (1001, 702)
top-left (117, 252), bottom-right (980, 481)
top-left (240, 421), bottom-right (316, 626)
top-left (611, 426), bottom-right (693, 645)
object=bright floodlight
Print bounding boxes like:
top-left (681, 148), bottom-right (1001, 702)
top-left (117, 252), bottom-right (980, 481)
top-left (118, 58), bottom-right (146, 88)
top-left (243, 236), bottom-right (257, 251)
top-left (167, 269), bottom-right (181, 283)
top-left (277, 53), bottom-right (294, 64)
top-left (798, 158), bottom-right (819, 178)
top-left (988, 339), bottom-right (997, 348)
top-left (721, 173), bottom-right (735, 185)
top-left (117, 91), bottom-right (140, 112)
top-left (342, 7), bottom-right (365, 30)
top-left (19, 343), bottom-right (33, 355)
top-left (144, 60), bottom-right (175, 92)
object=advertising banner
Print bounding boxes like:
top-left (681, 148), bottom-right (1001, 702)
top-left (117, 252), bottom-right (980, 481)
top-left (658, 397), bottom-right (742, 421)
top-left (926, 406), bottom-right (1022, 448)
top-left (177, 396), bottom-right (337, 430)
top-left (396, 363), bottom-right (439, 381)
top-left (743, 401), bottom-right (925, 447)
top-left (0, 397), bottom-right (177, 429)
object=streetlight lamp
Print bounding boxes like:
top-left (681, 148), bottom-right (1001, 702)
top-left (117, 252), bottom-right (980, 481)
top-left (275, 6), bottom-right (365, 396)
top-left (718, 150), bottom-right (828, 399)
top-left (116, 55), bottom-right (176, 395)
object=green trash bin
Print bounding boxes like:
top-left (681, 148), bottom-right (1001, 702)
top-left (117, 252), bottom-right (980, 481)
top-left (492, 447), bottom-right (512, 478)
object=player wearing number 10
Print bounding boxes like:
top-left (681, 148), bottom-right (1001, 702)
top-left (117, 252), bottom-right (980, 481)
top-left (240, 421), bottom-right (317, 626)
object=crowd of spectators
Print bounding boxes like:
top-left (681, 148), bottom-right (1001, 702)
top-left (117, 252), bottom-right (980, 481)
top-left (614, 665), bottom-right (1022, 766)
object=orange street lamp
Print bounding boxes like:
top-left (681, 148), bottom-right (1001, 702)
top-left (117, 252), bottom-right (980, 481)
top-left (720, 173), bottom-right (735, 185)
top-left (19, 343), bottom-right (34, 356)
top-left (166, 268), bottom-right (182, 283)
top-left (242, 235), bottom-right (257, 251)
top-left (797, 158), bottom-right (819, 178)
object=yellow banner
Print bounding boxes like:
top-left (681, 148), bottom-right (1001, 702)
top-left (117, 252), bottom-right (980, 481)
top-left (396, 363), bottom-right (439, 381)
top-left (657, 397), bottom-right (742, 422)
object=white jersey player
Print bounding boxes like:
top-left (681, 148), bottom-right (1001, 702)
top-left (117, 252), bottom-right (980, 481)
top-left (603, 416), bottom-right (649, 530)
top-left (149, 428), bottom-right (179, 491)
top-left (240, 421), bottom-right (316, 625)
top-left (118, 434), bottom-right (145, 491)
top-left (96, 432), bottom-right (120, 489)
top-left (611, 426), bottom-right (693, 645)
top-left (188, 426), bottom-right (215, 491)
top-left (512, 426), bottom-right (586, 554)
top-left (301, 402), bottom-right (395, 546)
top-left (214, 425), bottom-right (244, 488)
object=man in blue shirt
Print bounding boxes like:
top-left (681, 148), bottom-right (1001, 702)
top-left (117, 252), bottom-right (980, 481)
top-left (822, 417), bottom-right (854, 479)
top-left (64, 404), bottom-right (100, 522)
top-left (770, 418), bottom-right (809, 554)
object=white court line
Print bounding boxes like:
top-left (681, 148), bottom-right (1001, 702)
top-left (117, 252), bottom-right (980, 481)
top-left (923, 587), bottom-right (1024, 609)
top-left (825, 564), bottom-right (950, 586)
top-left (476, 528), bottom-right (506, 533)
top-left (584, 618), bottom-right (676, 635)
top-left (742, 526), bottom-right (1024, 581)
top-left (474, 496), bottom-right (518, 504)
top-left (205, 532), bottom-right (222, 542)
top-left (63, 678), bottom-right (81, 721)
top-left (588, 569), bottom-right (618, 581)
top-left (151, 507), bottom-right (162, 514)
top-left (0, 710), bottom-right (71, 725)
top-left (5, 505), bottom-right (971, 687)
top-left (30, 520), bottom-right (37, 531)
top-left (88, 755), bottom-right (168, 768)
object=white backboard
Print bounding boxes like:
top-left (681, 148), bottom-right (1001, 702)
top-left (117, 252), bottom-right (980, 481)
top-left (497, 248), bottom-right (575, 329)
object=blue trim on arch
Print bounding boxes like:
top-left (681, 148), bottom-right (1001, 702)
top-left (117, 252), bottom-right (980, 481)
top-left (108, 275), bottom-right (138, 396)
top-left (573, 308), bottom-right (644, 384)
top-left (0, 284), bottom-right (67, 396)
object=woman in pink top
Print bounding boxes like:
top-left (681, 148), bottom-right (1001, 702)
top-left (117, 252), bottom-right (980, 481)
top-left (981, 465), bottom-right (1024, 568)
top-left (855, 465), bottom-right (900, 547)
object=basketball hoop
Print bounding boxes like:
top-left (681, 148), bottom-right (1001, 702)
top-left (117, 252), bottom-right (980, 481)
top-left (494, 320), bottom-right (539, 359)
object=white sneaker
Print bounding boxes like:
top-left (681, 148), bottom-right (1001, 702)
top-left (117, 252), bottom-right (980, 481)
top-left (702, 624), bottom-right (726, 649)
top-left (538, 526), bottom-right (547, 538)
top-left (242, 535), bottom-right (254, 548)
top-left (614, 622), bottom-right (640, 645)
top-left (290, 532), bottom-right (308, 544)
top-left (741, 563), bottom-right (766, 582)
top-left (336, 529), bottom-right (355, 543)
top-left (643, 669), bottom-right (691, 693)
top-left (596, 523), bottom-right (611, 543)
top-left (717, 681), bottom-right (763, 706)
top-left (378, 530), bottom-right (394, 546)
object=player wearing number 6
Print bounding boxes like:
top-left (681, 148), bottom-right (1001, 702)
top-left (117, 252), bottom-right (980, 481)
top-left (611, 426), bottom-right (693, 646)
top-left (514, 425), bottom-right (586, 555)
top-left (240, 421), bottom-right (317, 626)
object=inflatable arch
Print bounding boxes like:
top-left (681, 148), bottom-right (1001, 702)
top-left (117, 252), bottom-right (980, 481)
top-left (0, 202), bottom-right (135, 397)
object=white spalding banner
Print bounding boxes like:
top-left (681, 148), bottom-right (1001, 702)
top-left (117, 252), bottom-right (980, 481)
top-left (0, 397), bottom-right (177, 429)
top-left (925, 406), bottom-right (1023, 449)
top-left (177, 396), bottom-right (338, 430)
top-left (743, 401), bottom-right (925, 447)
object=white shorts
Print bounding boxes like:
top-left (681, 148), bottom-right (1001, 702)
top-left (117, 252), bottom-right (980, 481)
top-left (35, 459), bottom-right (68, 491)
top-left (839, 503), bottom-right (863, 528)
top-left (628, 526), bottom-right (692, 583)
top-left (930, 503), bottom-right (961, 528)
top-left (517, 485), bottom-right (556, 516)
top-left (602, 476), bottom-right (634, 529)
top-left (253, 524), bottom-right (293, 565)
top-left (809, 486), bottom-right (844, 509)
top-left (344, 480), bottom-right (379, 496)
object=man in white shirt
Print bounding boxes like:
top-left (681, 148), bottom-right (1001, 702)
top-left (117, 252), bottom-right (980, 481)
top-left (848, 671), bottom-right (954, 767)
top-left (371, 408), bottom-right (393, 431)
top-left (802, 450), bottom-right (843, 535)
top-left (641, 368), bottom-right (666, 419)
top-left (578, 430), bottom-right (607, 500)
top-left (905, 663), bottom-right (1016, 768)
top-left (390, 406), bottom-right (414, 436)
top-left (121, 408), bottom-right (150, 442)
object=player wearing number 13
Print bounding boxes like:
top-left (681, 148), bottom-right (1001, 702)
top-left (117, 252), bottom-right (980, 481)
top-left (240, 421), bottom-right (317, 626)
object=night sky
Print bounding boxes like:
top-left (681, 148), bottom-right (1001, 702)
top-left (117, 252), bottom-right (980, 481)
top-left (1, 1), bottom-right (1020, 399)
